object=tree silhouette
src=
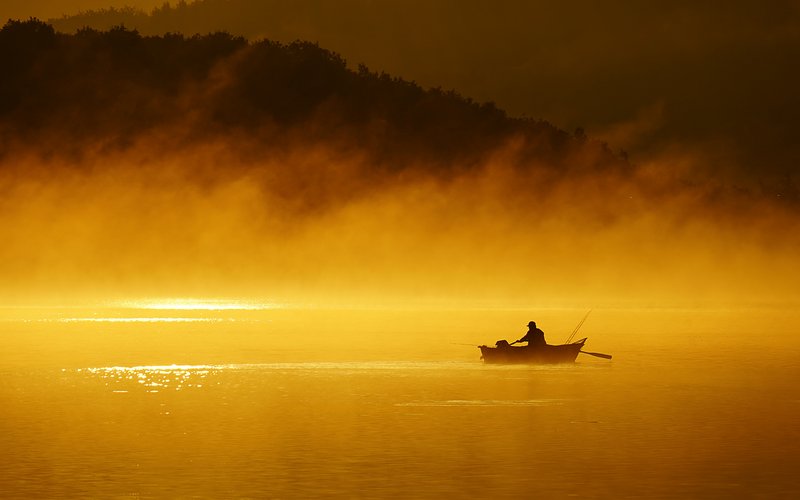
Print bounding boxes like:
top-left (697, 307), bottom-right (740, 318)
top-left (0, 19), bottom-right (624, 176)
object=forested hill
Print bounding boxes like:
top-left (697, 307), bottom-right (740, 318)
top-left (0, 19), bottom-right (620, 173)
top-left (44, 0), bottom-right (800, 194)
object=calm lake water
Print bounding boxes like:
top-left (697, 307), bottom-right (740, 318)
top-left (1, 307), bottom-right (799, 498)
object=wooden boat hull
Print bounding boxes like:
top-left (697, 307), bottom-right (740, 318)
top-left (479, 338), bottom-right (586, 364)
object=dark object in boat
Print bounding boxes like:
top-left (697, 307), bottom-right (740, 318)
top-left (479, 338), bottom-right (587, 364)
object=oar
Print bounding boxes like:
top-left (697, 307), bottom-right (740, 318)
top-left (579, 350), bottom-right (612, 360)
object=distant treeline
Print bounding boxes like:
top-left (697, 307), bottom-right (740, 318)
top-left (47, 1), bottom-right (430, 41)
top-left (51, 1), bottom-right (246, 36)
top-left (0, 19), bottom-right (620, 173)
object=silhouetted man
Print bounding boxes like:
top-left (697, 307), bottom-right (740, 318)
top-left (514, 321), bottom-right (546, 348)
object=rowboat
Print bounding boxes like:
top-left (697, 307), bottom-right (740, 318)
top-left (478, 338), bottom-right (587, 364)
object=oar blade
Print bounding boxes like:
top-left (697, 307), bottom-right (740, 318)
top-left (580, 350), bottom-right (612, 360)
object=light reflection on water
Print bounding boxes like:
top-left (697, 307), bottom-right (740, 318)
top-left (35, 317), bottom-right (232, 323)
top-left (80, 365), bottom-right (220, 393)
top-left (396, 399), bottom-right (568, 407)
top-left (1, 355), bottom-right (798, 498)
top-left (85, 362), bottom-right (575, 408)
top-left (114, 298), bottom-right (284, 311)
top-left (19, 355), bottom-right (790, 498)
top-left (75, 361), bottom-right (594, 395)
top-left (2, 308), bottom-right (800, 498)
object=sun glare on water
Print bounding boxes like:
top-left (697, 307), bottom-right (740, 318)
top-left (4, 298), bottom-right (285, 324)
top-left (115, 298), bottom-right (283, 311)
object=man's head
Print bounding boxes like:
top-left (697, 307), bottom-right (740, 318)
top-left (528, 321), bottom-right (536, 328)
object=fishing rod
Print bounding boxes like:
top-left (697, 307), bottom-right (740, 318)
top-left (565, 309), bottom-right (592, 344)
top-left (564, 310), bottom-right (612, 359)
